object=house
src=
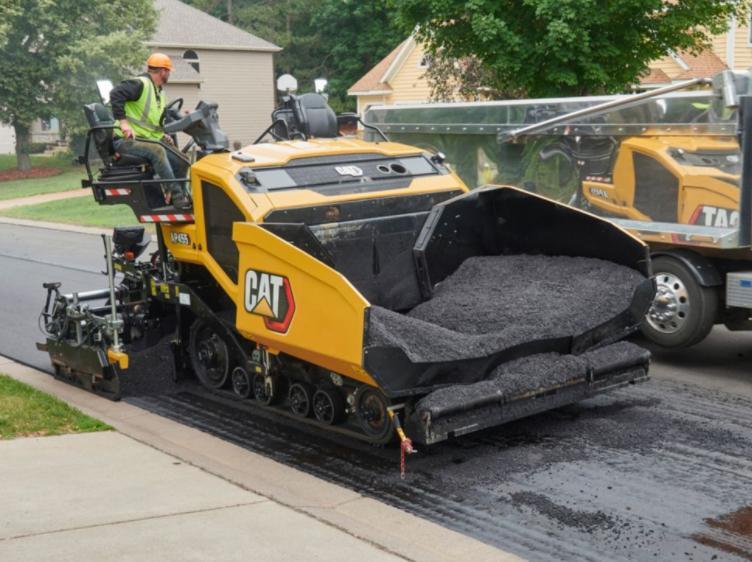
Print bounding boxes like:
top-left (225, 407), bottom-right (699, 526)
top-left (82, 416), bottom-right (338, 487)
top-left (347, 36), bottom-right (433, 115)
top-left (0, 126), bottom-right (15, 154)
top-left (0, 0), bottom-right (280, 155)
top-left (350, 18), bottom-right (752, 110)
top-left (643, 17), bottom-right (752, 88)
top-left (150, 0), bottom-right (280, 146)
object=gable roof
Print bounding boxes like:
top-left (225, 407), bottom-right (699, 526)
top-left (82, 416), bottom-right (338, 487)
top-left (348, 40), bottom-right (409, 95)
top-left (150, 0), bottom-right (280, 52)
top-left (673, 50), bottom-right (727, 79)
top-left (641, 49), bottom-right (728, 87)
top-left (640, 67), bottom-right (671, 85)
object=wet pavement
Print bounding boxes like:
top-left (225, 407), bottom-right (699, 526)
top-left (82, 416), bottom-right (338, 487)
top-left (130, 375), bottom-right (752, 562)
top-left (3, 223), bottom-right (752, 561)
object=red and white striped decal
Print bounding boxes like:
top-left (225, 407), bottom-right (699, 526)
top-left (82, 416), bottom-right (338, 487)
top-left (138, 214), bottom-right (194, 223)
top-left (104, 188), bottom-right (132, 196)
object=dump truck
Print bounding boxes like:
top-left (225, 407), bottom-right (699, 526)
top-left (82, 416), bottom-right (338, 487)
top-left (364, 70), bottom-right (752, 349)
top-left (37, 89), bottom-right (654, 448)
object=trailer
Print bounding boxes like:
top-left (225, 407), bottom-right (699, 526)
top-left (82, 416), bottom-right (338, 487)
top-left (364, 70), bottom-right (752, 348)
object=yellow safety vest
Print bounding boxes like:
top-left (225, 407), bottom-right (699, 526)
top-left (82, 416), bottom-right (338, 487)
top-left (114, 76), bottom-right (165, 140)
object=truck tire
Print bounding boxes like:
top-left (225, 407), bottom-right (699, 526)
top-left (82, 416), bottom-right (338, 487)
top-left (641, 256), bottom-right (719, 348)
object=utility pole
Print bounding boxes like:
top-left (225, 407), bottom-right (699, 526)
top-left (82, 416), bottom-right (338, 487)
top-left (227, 0), bottom-right (233, 24)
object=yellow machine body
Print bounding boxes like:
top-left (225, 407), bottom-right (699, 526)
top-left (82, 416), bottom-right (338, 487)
top-left (160, 137), bottom-right (468, 388)
top-left (581, 135), bottom-right (740, 228)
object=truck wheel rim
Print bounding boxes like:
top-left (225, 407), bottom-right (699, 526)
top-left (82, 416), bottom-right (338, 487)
top-left (646, 272), bottom-right (689, 334)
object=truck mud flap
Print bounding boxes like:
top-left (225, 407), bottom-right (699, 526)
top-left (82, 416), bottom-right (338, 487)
top-left (406, 365), bottom-right (648, 446)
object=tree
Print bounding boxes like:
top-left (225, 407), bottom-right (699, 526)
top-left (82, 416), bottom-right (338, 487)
top-left (311, 0), bottom-right (404, 111)
top-left (0, 0), bottom-right (156, 170)
top-left (394, 0), bottom-right (752, 99)
top-left (183, 0), bottom-right (402, 112)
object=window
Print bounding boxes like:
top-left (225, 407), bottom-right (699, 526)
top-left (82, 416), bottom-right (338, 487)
top-left (418, 53), bottom-right (433, 69)
top-left (183, 49), bottom-right (200, 73)
top-left (202, 181), bottom-right (245, 281)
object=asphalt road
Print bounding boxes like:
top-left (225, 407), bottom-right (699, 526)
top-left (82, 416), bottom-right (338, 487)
top-left (2, 222), bottom-right (751, 561)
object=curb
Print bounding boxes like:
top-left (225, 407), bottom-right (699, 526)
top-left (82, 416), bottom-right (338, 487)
top-left (0, 357), bottom-right (522, 562)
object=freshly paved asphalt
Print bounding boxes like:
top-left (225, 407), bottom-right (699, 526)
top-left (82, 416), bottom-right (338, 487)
top-left (2, 222), bottom-right (751, 561)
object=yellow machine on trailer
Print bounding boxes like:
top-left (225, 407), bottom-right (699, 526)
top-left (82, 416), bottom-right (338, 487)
top-left (364, 70), bottom-right (752, 349)
top-left (38, 91), bottom-right (654, 448)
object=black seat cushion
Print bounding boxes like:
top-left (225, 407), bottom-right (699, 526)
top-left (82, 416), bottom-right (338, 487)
top-left (112, 152), bottom-right (149, 167)
top-left (295, 93), bottom-right (338, 138)
top-left (83, 103), bottom-right (150, 168)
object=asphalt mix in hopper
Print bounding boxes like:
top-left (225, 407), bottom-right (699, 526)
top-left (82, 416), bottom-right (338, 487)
top-left (368, 254), bottom-right (650, 413)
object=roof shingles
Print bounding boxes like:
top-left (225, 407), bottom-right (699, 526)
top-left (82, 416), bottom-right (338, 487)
top-left (642, 49), bottom-right (728, 85)
top-left (673, 50), bottom-right (727, 79)
top-left (640, 67), bottom-right (671, 85)
top-left (348, 40), bottom-right (407, 94)
top-left (151, 0), bottom-right (280, 52)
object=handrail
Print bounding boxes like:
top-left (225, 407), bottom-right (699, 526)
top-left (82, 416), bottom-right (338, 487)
top-left (501, 77), bottom-right (711, 142)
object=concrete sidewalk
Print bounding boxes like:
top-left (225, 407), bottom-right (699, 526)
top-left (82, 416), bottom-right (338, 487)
top-left (0, 358), bottom-right (521, 562)
top-left (0, 188), bottom-right (89, 211)
top-left (0, 188), bottom-right (113, 236)
top-left (0, 432), bottom-right (401, 562)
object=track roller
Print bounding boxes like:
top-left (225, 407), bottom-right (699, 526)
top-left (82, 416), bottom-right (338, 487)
top-left (288, 382), bottom-right (314, 417)
top-left (189, 319), bottom-right (231, 389)
top-left (253, 373), bottom-right (282, 406)
top-left (312, 388), bottom-right (346, 425)
top-left (355, 387), bottom-right (391, 440)
top-left (231, 367), bottom-right (252, 399)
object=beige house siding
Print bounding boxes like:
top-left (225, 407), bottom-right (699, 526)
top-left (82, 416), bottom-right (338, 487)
top-left (162, 81), bottom-right (202, 147)
top-left (649, 56), bottom-right (685, 77)
top-left (650, 18), bottom-right (752, 80)
top-left (157, 48), bottom-right (274, 147)
top-left (198, 50), bottom-right (275, 146)
top-left (734, 20), bottom-right (752, 68)
top-left (356, 94), bottom-right (391, 116)
top-left (0, 126), bottom-right (14, 154)
top-left (165, 83), bottom-right (202, 111)
top-left (711, 31), bottom-right (729, 65)
top-left (389, 45), bottom-right (432, 103)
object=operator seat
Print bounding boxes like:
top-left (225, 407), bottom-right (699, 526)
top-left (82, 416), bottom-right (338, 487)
top-left (294, 93), bottom-right (338, 138)
top-left (83, 103), bottom-right (168, 209)
top-left (83, 103), bottom-right (150, 169)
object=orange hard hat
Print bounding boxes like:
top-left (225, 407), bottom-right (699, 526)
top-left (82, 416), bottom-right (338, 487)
top-left (147, 53), bottom-right (173, 71)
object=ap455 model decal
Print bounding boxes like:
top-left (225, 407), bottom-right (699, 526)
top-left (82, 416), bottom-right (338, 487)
top-left (244, 269), bottom-right (295, 333)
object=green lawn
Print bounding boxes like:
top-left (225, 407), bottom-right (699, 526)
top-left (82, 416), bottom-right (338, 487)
top-left (0, 167), bottom-right (86, 201)
top-left (0, 154), bottom-right (74, 171)
top-left (0, 195), bottom-right (140, 228)
top-left (0, 374), bottom-right (111, 439)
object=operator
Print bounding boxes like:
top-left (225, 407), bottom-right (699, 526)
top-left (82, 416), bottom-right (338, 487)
top-left (110, 53), bottom-right (191, 211)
